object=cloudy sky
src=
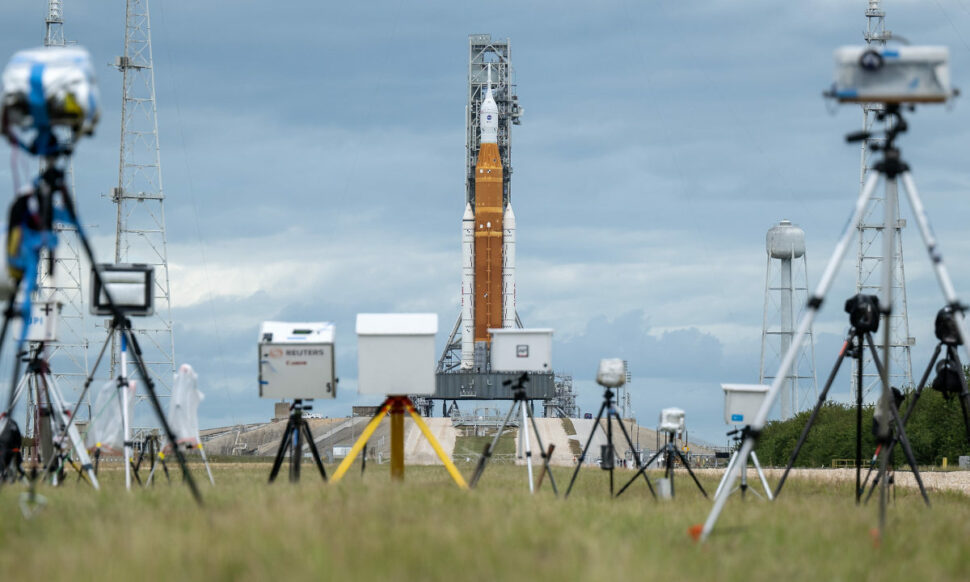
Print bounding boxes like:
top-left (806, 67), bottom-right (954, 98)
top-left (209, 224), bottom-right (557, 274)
top-left (4, 0), bottom-right (970, 445)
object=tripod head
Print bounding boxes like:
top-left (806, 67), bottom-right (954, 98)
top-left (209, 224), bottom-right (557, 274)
top-left (844, 294), bottom-right (880, 335)
top-left (502, 372), bottom-right (530, 399)
top-left (845, 104), bottom-right (909, 150)
top-left (935, 305), bottom-right (965, 346)
top-left (845, 105), bottom-right (910, 178)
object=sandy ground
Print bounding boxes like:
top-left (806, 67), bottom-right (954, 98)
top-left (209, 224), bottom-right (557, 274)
top-left (404, 417), bottom-right (458, 465)
top-left (513, 418), bottom-right (576, 466)
top-left (693, 467), bottom-right (970, 495)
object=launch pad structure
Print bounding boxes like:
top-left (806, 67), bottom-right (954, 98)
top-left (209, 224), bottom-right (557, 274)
top-left (433, 35), bottom-right (559, 410)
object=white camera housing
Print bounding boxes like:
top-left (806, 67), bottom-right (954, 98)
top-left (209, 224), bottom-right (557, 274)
top-left (258, 321), bottom-right (336, 400)
top-left (595, 358), bottom-right (626, 388)
top-left (356, 313), bottom-right (437, 396)
top-left (659, 407), bottom-right (685, 434)
top-left (722, 383), bottom-right (769, 426)
top-left (832, 45), bottom-right (952, 104)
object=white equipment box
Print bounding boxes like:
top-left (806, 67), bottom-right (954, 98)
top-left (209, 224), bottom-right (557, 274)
top-left (722, 384), bottom-right (769, 425)
top-left (12, 301), bottom-right (62, 343)
top-left (356, 313), bottom-right (437, 396)
top-left (832, 45), bottom-right (951, 104)
top-left (489, 328), bottom-right (553, 373)
top-left (660, 407), bottom-right (685, 434)
top-left (258, 321), bottom-right (335, 400)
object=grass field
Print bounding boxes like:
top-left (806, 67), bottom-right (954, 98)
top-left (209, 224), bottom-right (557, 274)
top-left (1, 460), bottom-right (969, 581)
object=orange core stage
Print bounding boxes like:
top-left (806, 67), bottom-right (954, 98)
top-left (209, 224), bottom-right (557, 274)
top-left (473, 141), bottom-right (504, 343)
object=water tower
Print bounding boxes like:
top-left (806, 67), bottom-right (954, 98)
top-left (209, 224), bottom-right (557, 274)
top-left (759, 220), bottom-right (818, 419)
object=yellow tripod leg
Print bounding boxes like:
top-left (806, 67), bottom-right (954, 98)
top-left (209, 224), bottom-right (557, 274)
top-left (407, 407), bottom-right (468, 489)
top-left (331, 404), bottom-right (390, 483)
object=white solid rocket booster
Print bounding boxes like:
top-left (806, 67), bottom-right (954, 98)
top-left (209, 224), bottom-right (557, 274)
top-left (502, 203), bottom-right (516, 329)
top-left (461, 202), bottom-right (475, 369)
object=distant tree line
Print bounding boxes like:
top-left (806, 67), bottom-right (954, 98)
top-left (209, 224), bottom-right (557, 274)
top-left (754, 387), bottom-right (970, 467)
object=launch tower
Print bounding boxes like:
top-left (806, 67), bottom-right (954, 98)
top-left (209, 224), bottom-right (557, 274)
top-left (434, 35), bottom-right (555, 408)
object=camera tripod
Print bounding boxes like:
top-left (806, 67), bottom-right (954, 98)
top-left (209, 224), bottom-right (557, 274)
top-left (565, 386), bottom-right (654, 498)
top-left (712, 427), bottom-right (771, 501)
top-left (268, 399), bottom-right (328, 483)
top-left (468, 373), bottom-right (558, 494)
top-left (860, 306), bottom-right (970, 501)
top-left (0, 162), bottom-right (202, 504)
top-left (616, 428), bottom-right (708, 499)
top-left (2, 342), bottom-right (100, 490)
top-left (698, 105), bottom-right (969, 542)
top-left (772, 318), bottom-right (929, 505)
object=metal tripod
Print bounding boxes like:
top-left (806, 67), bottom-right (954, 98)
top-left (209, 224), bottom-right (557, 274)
top-left (713, 428), bottom-right (771, 501)
top-left (3, 343), bottom-right (99, 490)
top-left (468, 373), bottom-right (558, 494)
top-left (617, 430), bottom-right (708, 499)
top-left (268, 399), bottom-right (327, 483)
top-left (773, 327), bottom-right (929, 505)
top-left (565, 386), bottom-right (654, 498)
top-left (699, 105), bottom-right (967, 542)
top-left (861, 329), bottom-right (970, 501)
top-left (1, 164), bottom-right (202, 504)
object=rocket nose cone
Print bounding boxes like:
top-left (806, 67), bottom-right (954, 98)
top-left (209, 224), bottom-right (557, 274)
top-left (463, 203), bottom-right (474, 221)
top-left (480, 89), bottom-right (499, 144)
top-left (503, 203), bottom-right (516, 226)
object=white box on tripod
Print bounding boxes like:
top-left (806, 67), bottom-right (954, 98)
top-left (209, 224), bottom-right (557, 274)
top-left (11, 301), bottom-right (62, 343)
top-left (356, 313), bottom-right (437, 396)
top-left (258, 321), bottom-right (336, 400)
top-left (722, 384), bottom-right (769, 425)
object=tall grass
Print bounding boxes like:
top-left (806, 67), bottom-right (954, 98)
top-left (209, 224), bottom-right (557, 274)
top-left (1, 462), bottom-right (968, 581)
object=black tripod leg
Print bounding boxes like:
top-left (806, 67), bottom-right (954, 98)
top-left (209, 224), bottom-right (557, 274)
top-left (469, 399), bottom-right (519, 488)
top-left (862, 344), bottom-right (939, 495)
top-left (268, 420), bottom-right (293, 483)
top-left (612, 414), bottom-right (656, 499)
top-left (674, 446), bottom-right (708, 498)
top-left (291, 415), bottom-right (303, 483)
top-left (616, 447), bottom-right (664, 497)
top-left (775, 335), bottom-right (852, 498)
top-left (301, 420), bottom-right (328, 481)
top-left (864, 332), bottom-right (931, 506)
top-left (947, 348), bottom-right (970, 446)
top-left (1, 289), bottom-right (23, 416)
top-left (565, 399), bottom-right (608, 498)
top-left (887, 400), bottom-right (930, 506)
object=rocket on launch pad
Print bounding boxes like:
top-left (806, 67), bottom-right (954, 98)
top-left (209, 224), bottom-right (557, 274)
top-left (460, 67), bottom-right (515, 370)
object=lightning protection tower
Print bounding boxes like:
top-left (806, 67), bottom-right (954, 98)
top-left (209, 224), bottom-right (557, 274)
top-left (111, 0), bottom-right (175, 397)
top-left (854, 0), bottom-right (914, 400)
top-left (759, 220), bottom-right (818, 419)
top-left (37, 0), bottom-right (91, 410)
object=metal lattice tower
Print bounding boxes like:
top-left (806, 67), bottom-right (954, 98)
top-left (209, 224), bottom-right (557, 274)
top-left (110, 0), bottom-right (175, 394)
top-left (465, 34), bottom-right (522, 209)
top-left (37, 0), bottom-right (91, 409)
top-left (439, 34), bottom-right (523, 373)
top-left (759, 220), bottom-right (818, 419)
top-left (854, 0), bottom-right (914, 399)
